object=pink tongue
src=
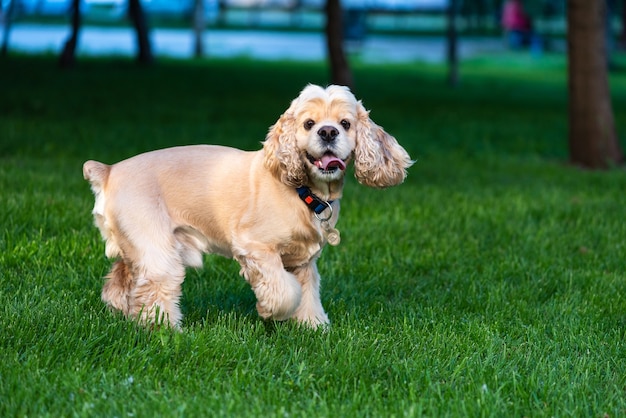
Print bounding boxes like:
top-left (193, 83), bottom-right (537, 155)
top-left (319, 155), bottom-right (346, 171)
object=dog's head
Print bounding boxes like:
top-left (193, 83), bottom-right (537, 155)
top-left (263, 84), bottom-right (413, 189)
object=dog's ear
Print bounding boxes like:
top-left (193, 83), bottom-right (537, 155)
top-left (353, 101), bottom-right (414, 188)
top-left (263, 108), bottom-right (307, 187)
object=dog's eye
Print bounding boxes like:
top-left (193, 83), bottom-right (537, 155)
top-left (304, 119), bottom-right (315, 130)
top-left (341, 119), bottom-right (351, 130)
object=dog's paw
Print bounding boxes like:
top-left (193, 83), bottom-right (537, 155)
top-left (254, 277), bottom-right (302, 321)
top-left (292, 309), bottom-right (330, 329)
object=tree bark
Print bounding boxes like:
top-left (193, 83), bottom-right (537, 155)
top-left (193, 0), bottom-right (205, 58)
top-left (128, 0), bottom-right (153, 65)
top-left (325, 0), bottom-right (353, 88)
top-left (567, 0), bottom-right (623, 168)
top-left (59, 0), bottom-right (81, 68)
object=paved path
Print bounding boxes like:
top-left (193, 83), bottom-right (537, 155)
top-left (4, 23), bottom-right (506, 63)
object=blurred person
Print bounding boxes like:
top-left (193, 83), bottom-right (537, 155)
top-left (501, 0), bottom-right (534, 49)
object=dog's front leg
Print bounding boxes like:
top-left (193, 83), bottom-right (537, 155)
top-left (236, 251), bottom-right (302, 322)
top-left (290, 262), bottom-right (329, 329)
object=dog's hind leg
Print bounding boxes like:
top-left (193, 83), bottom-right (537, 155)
top-left (102, 218), bottom-right (186, 328)
top-left (102, 255), bottom-right (185, 328)
top-left (127, 254), bottom-right (186, 329)
top-left (102, 259), bottom-right (134, 315)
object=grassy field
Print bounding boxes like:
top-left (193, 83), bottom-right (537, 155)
top-left (2, 53), bottom-right (626, 417)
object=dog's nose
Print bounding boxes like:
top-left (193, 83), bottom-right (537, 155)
top-left (318, 126), bottom-right (339, 142)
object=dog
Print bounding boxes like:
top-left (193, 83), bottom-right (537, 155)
top-left (83, 84), bottom-right (413, 329)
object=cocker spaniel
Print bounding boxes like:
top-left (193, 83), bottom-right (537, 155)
top-left (83, 84), bottom-right (413, 329)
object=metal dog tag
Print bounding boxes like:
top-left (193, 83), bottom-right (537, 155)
top-left (322, 221), bottom-right (341, 246)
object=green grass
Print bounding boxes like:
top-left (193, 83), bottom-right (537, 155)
top-left (2, 53), bottom-right (626, 417)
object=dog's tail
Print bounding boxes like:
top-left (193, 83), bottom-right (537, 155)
top-left (83, 160), bottom-right (110, 193)
top-left (84, 160), bottom-right (120, 257)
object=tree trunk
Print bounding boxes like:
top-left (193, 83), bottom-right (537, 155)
top-left (622, 1), bottom-right (626, 47)
top-left (59, 0), bottom-right (81, 68)
top-left (128, 0), bottom-right (153, 65)
top-left (325, 0), bottom-right (353, 88)
top-left (193, 0), bottom-right (205, 58)
top-left (567, 0), bottom-right (623, 168)
top-left (1, 0), bottom-right (17, 57)
top-left (446, 0), bottom-right (459, 87)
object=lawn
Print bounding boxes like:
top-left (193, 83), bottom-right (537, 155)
top-left (1, 53), bottom-right (626, 417)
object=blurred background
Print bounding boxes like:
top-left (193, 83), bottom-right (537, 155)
top-left (1, 0), bottom-right (624, 168)
top-left (0, 0), bottom-right (582, 63)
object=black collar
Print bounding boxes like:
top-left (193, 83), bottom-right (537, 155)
top-left (296, 186), bottom-right (333, 215)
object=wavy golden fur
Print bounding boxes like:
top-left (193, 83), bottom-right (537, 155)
top-left (83, 84), bottom-right (413, 329)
